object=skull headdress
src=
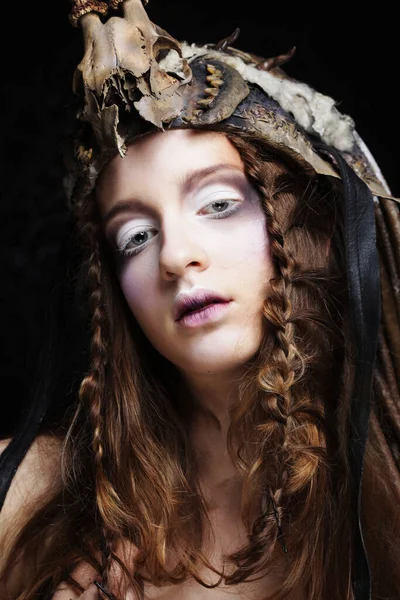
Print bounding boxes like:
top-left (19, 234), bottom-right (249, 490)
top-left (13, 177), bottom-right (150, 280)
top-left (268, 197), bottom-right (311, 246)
top-left (65, 0), bottom-right (397, 208)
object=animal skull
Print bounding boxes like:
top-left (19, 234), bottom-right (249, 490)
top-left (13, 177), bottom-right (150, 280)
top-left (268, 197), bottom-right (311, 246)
top-left (73, 0), bottom-right (191, 154)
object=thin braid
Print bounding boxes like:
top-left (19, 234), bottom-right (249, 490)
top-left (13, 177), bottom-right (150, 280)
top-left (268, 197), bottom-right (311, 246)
top-left (227, 135), bottom-right (313, 553)
top-left (73, 197), bottom-right (116, 592)
top-left (259, 177), bottom-right (299, 551)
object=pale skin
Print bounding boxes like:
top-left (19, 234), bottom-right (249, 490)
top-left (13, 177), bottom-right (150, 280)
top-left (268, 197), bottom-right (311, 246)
top-left (2, 130), bottom-right (292, 599)
top-left (97, 129), bottom-right (274, 437)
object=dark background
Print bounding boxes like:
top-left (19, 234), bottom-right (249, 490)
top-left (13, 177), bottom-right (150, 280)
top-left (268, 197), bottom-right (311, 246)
top-left (1, 2), bottom-right (398, 437)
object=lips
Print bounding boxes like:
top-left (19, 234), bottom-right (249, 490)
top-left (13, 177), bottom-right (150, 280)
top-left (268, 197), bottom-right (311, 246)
top-left (174, 290), bottom-right (231, 321)
top-left (180, 300), bottom-right (223, 319)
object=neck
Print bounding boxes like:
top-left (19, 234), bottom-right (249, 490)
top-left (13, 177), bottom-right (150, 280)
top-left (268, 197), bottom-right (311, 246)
top-left (181, 368), bottom-right (246, 438)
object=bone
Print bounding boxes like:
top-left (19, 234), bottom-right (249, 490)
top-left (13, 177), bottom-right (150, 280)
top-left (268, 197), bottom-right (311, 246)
top-left (197, 97), bottom-right (214, 108)
top-left (209, 78), bottom-right (223, 87)
top-left (256, 46), bottom-right (297, 72)
top-left (215, 27), bottom-right (241, 51)
top-left (70, 1), bottom-right (108, 27)
top-left (122, 0), bottom-right (151, 25)
top-left (204, 87), bottom-right (219, 96)
top-left (206, 65), bottom-right (222, 78)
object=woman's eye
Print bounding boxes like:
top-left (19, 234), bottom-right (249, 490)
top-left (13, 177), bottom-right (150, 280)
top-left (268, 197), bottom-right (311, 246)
top-left (201, 199), bottom-right (240, 218)
top-left (118, 228), bottom-right (157, 258)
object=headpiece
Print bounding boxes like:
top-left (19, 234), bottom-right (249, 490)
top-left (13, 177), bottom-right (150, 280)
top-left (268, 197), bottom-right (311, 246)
top-left (64, 0), bottom-right (396, 208)
top-left (1, 3), bottom-right (399, 600)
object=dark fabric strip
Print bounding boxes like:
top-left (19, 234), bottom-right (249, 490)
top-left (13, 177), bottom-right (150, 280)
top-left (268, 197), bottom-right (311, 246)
top-left (313, 142), bottom-right (381, 600)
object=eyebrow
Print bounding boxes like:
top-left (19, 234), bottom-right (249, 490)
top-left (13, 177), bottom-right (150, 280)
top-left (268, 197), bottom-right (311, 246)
top-left (101, 163), bottom-right (245, 229)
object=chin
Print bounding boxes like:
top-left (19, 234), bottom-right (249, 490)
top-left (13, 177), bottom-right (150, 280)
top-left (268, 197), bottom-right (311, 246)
top-left (172, 336), bottom-right (262, 377)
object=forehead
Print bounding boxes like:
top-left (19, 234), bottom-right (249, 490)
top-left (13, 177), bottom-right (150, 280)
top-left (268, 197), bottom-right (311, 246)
top-left (96, 129), bottom-right (245, 210)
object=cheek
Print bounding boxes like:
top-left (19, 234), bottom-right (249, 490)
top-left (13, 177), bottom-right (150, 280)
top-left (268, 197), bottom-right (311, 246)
top-left (222, 212), bottom-right (272, 279)
top-left (243, 218), bottom-right (271, 261)
top-left (118, 258), bottom-right (157, 322)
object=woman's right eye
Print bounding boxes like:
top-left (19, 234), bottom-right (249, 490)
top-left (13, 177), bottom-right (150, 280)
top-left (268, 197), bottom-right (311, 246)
top-left (117, 227), bottom-right (157, 258)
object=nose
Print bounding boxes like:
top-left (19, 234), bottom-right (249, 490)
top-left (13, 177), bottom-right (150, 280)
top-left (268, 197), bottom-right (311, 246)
top-left (159, 217), bottom-right (209, 281)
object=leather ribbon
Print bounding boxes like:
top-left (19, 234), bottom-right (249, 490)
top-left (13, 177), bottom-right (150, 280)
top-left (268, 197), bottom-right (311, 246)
top-left (314, 141), bottom-right (381, 600)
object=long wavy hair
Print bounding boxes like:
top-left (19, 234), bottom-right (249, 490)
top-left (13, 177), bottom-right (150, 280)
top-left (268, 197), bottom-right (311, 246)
top-left (1, 131), bottom-right (399, 600)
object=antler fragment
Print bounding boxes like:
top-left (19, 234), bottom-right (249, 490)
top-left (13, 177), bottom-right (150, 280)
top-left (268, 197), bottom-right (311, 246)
top-left (256, 46), bottom-right (296, 71)
top-left (215, 28), bottom-right (241, 51)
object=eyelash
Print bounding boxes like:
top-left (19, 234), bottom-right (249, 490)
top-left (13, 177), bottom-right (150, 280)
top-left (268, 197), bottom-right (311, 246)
top-left (116, 199), bottom-right (241, 259)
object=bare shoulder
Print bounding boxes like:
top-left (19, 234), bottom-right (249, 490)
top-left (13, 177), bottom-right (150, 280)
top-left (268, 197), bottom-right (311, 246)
top-left (0, 434), bottom-right (64, 592)
top-left (0, 433), bottom-right (63, 515)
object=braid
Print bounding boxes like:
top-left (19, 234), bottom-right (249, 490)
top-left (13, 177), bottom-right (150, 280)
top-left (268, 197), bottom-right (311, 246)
top-left (226, 134), bottom-right (326, 566)
top-left (73, 196), bottom-right (116, 592)
top-left (257, 172), bottom-right (300, 551)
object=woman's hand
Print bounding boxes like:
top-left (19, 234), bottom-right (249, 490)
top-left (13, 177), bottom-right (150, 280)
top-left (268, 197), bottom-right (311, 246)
top-left (51, 539), bottom-right (138, 599)
top-left (51, 559), bottom-right (100, 599)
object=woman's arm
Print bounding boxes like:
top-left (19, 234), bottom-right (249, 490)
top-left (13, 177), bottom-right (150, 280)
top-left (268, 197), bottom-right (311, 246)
top-left (0, 435), bottom-right (63, 599)
top-left (0, 436), bottom-right (137, 599)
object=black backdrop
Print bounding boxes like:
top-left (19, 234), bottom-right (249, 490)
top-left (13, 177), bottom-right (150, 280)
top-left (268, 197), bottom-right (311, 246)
top-left (1, 1), bottom-right (398, 437)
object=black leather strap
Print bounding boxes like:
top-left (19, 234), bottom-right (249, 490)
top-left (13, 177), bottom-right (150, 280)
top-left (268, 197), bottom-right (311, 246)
top-left (313, 142), bottom-right (381, 600)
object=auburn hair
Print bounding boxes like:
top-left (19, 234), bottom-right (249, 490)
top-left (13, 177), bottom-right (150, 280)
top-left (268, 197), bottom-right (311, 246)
top-left (1, 131), bottom-right (399, 600)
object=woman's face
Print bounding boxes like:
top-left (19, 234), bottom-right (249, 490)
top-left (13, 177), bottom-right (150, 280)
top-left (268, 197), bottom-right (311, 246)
top-left (96, 129), bottom-right (274, 379)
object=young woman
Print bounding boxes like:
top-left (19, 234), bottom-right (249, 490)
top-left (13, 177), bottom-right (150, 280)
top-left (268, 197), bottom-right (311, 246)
top-left (1, 1), bottom-right (399, 599)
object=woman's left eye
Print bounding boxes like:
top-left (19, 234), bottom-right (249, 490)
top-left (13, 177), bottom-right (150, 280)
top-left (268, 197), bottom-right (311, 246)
top-left (201, 199), bottom-right (240, 219)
